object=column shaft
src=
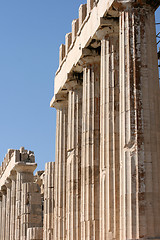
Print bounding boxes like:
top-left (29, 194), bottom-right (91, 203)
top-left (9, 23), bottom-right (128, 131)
top-left (81, 62), bottom-right (100, 240)
top-left (1, 192), bottom-right (7, 240)
top-left (119, 6), bottom-right (160, 239)
top-left (100, 34), bottom-right (119, 240)
top-left (21, 182), bottom-right (42, 240)
top-left (54, 105), bottom-right (68, 240)
top-left (44, 162), bottom-right (55, 240)
top-left (6, 184), bottom-right (11, 240)
top-left (10, 177), bottom-right (17, 240)
top-left (0, 196), bottom-right (2, 240)
top-left (15, 172), bottom-right (34, 240)
top-left (66, 85), bottom-right (82, 240)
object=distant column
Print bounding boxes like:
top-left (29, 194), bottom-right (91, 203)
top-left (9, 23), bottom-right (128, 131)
top-left (14, 163), bottom-right (37, 240)
top-left (0, 194), bottom-right (2, 240)
top-left (43, 162), bottom-right (55, 240)
top-left (66, 76), bottom-right (82, 240)
top-left (5, 179), bottom-right (12, 240)
top-left (1, 187), bottom-right (7, 240)
top-left (21, 182), bottom-right (42, 240)
top-left (54, 100), bottom-right (68, 240)
top-left (81, 59), bottom-right (100, 240)
top-left (119, 3), bottom-right (160, 239)
top-left (10, 171), bottom-right (17, 240)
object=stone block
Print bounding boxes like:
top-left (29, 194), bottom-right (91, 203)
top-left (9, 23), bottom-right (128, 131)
top-left (72, 19), bottom-right (79, 43)
top-left (27, 227), bottom-right (43, 240)
top-left (59, 44), bottom-right (65, 65)
top-left (87, 0), bottom-right (94, 15)
top-left (65, 32), bottom-right (72, 55)
top-left (79, 4), bottom-right (87, 28)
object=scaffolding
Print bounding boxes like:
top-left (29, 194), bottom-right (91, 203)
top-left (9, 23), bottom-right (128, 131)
top-left (156, 23), bottom-right (160, 80)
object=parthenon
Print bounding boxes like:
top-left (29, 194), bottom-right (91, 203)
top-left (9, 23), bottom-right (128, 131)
top-left (0, 0), bottom-right (160, 239)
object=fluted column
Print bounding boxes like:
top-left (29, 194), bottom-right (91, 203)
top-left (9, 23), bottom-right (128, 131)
top-left (54, 100), bottom-right (68, 240)
top-left (97, 23), bottom-right (119, 240)
top-left (5, 179), bottom-right (12, 240)
top-left (0, 194), bottom-right (2, 240)
top-left (44, 162), bottom-right (55, 240)
top-left (10, 171), bottom-right (17, 240)
top-left (66, 78), bottom-right (82, 240)
top-left (14, 163), bottom-right (37, 240)
top-left (27, 227), bottom-right (43, 240)
top-left (119, 3), bottom-right (160, 239)
top-left (21, 182), bottom-right (42, 240)
top-left (1, 187), bottom-right (7, 240)
top-left (81, 59), bottom-right (100, 240)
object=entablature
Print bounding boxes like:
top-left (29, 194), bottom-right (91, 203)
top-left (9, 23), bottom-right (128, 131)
top-left (0, 147), bottom-right (36, 191)
top-left (51, 0), bottom-right (160, 108)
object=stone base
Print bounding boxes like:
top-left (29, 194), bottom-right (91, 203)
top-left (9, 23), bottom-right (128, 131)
top-left (127, 238), bottom-right (160, 240)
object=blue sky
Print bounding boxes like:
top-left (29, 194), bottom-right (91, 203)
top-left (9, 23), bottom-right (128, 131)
top-left (0, 1), bottom-right (159, 171)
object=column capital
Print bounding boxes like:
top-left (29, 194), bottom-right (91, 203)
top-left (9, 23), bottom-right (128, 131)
top-left (54, 100), bottom-right (68, 110)
top-left (0, 185), bottom-right (7, 195)
top-left (13, 162), bottom-right (37, 173)
top-left (65, 72), bottom-right (83, 91)
top-left (96, 18), bottom-right (119, 40)
top-left (50, 90), bottom-right (68, 108)
top-left (9, 170), bottom-right (17, 181)
top-left (5, 178), bottom-right (12, 188)
top-left (78, 47), bottom-right (100, 67)
top-left (115, 0), bottom-right (159, 10)
top-left (50, 93), bottom-right (68, 109)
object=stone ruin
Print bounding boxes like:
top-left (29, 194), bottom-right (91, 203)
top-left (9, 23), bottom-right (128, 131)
top-left (0, 0), bottom-right (160, 239)
top-left (0, 147), bottom-right (43, 240)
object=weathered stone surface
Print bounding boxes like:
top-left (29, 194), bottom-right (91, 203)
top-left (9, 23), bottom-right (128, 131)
top-left (0, 148), bottom-right (43, 240)
top-left (43, 162), bottom-right (55, 240)
top-left (66, 79), bottom-right (82, 240)
top-left (27, 227), bottom-right (43, 240)
top-left (99, 25), bottom-right (119, 240)
top-left (54, 103), bottom-right (68, 240)
top-left (51, 0), bottom-right (160, 239)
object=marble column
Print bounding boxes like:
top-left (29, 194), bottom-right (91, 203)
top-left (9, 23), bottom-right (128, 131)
top-left (81, 60), bottom-right (100, 240)
top-left (54, 100), bottom-right (68, 240)
top-left (1, 187), bottom-right (7, 240)
top-left (5, 179), bottom-right (12, 240)
top-left (27, 227), bottom-right (43, 240)
top-left (10, 171), bottom-right (17, 240)
top-left (0, 194), bottom-right (2, 240)
top-left (21, 182), bottom-right (42, 240)
top-left (66, 78), bottom-right (82, 240)
top-left (97, 24), bottom-right (119, 240)
top-left (14, 163), bottom-right (37, 240)
top-left (119, 3), bottom-right (160, 239)
top-left (44, 162), bottom-right (55, 240)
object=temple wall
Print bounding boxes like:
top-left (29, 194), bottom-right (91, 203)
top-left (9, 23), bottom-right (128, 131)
top-left (50, 0), bottom-right (160, 239)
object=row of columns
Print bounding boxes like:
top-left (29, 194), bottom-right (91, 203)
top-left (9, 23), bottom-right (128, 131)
top-left (0, 161), bottom-right (43, 240)
top-left (51, 3), bottom-right (160, 240)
